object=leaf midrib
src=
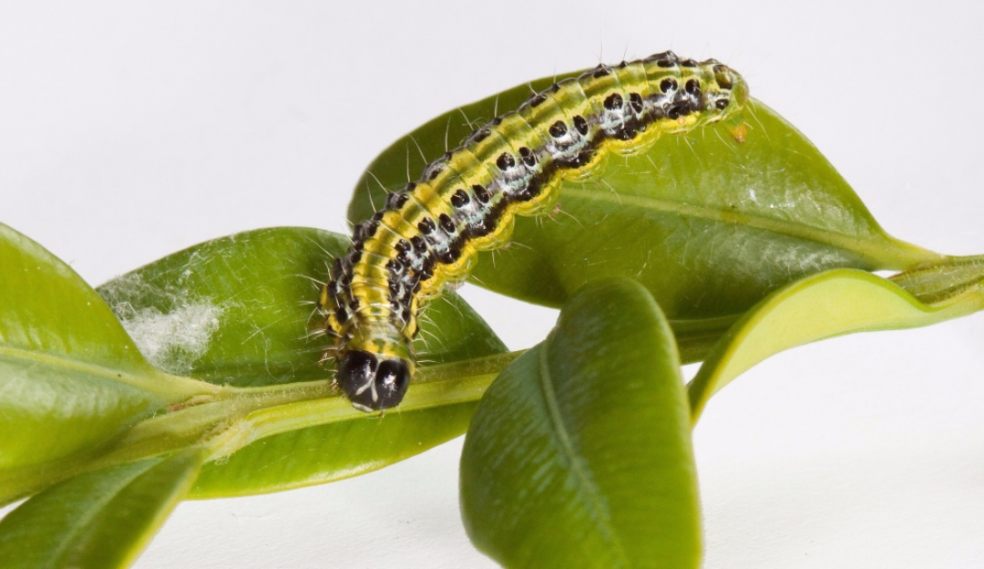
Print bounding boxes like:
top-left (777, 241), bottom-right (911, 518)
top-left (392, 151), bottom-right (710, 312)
top-left (564, 187), bottom-right (935, 267)
top-left (0, 344), bottom-right (214, 401)
top-left (48, 460), bottom-right (157, 568)
top-left (535, 340), bottom-right (629, 567)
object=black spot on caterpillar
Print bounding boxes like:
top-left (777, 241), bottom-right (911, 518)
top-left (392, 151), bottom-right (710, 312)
top-left (320, 51), bottom-right (748, 411)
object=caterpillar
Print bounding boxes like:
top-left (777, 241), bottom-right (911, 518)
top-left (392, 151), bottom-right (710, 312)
top-left (320, 51), bottom-right (748, 411)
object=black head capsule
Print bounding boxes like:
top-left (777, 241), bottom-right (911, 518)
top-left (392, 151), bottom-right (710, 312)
top-left (337, 351), bottom-right (411, 411)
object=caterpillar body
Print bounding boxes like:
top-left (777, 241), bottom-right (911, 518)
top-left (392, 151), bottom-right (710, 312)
top-left (321, 51), bottom-right (748, 411)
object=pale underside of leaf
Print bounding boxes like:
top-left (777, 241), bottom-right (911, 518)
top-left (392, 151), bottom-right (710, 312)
top-left (688, 267), bottom-right (984, 423)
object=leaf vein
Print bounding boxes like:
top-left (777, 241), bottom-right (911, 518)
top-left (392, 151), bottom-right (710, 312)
top-left (535, 340), bottom-right (629, 566)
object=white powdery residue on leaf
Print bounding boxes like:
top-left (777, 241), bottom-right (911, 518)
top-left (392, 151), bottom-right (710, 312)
top-left (118, 300), bottom-right (223, 374)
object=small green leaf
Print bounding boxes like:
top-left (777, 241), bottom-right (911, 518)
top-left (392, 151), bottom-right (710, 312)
top-left (347, 75), bottom-right (943, 356)
top-left (0, 449), bottom-right (204, 569)
top-left (688, 265), bottom-right (984, 423)
top-left (0, 224), bottom-right (212, 475)
top-left (460, 279), bottom-right (700, 569)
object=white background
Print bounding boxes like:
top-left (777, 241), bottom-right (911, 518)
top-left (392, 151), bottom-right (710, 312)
top-left (2, 1), bottom-right (983, 567)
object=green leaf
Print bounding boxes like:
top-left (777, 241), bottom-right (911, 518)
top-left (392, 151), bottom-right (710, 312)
top-left (460, 279), bottom-right (700, 569)
top-left (0, 224), bottom-right (213, 475)
top-left (0, 449), bottom-right (204, 569)
top-left (94, 226), bottom-right (510, 497)
top-left (688, 264), bottom-right (984, 423)
top-left (347, 76), bottom-right (943, 357)
top-left (190, 400), bottom-right (477, 497)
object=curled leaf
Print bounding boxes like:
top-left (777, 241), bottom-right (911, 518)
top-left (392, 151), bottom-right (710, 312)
top-left (688, 265), bottom-right (984, 423)
top-left (461, 279), bottom-right (700, 569)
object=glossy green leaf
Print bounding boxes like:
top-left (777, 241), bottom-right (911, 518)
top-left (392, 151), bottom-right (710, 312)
top-left (688, 263), bottom-right (984, 423)
top-left (347, 76), bottom-right (943, 357)
top-left (93, 227), bottom-right (509, 498)
top-left (0, 449), bottom-right (204, 569)
top-left (0, 224), bottom-right (213, 475)
top-left (461, 279), bottom-right (700, 569)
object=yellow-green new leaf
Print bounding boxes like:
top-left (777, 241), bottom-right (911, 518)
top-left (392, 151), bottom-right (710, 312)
top-left (461, 279), bottom-right (701, 569)
top-left (688, 266), bottom-right (984, 423)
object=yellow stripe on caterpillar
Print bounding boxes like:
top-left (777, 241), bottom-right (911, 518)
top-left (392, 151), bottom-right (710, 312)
top-left (322, 51), bottom-right (748, 411)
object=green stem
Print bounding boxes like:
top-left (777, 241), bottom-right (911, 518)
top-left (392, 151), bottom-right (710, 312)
top-left (0, 350), bottom-right (525, 504)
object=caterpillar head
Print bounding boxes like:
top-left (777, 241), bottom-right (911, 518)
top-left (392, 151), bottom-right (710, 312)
top-left (337, 350), bottom-right (411, 411)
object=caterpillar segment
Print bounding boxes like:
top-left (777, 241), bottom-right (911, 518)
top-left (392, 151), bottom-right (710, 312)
top-left (321, 51), bottom-right (748, 411)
